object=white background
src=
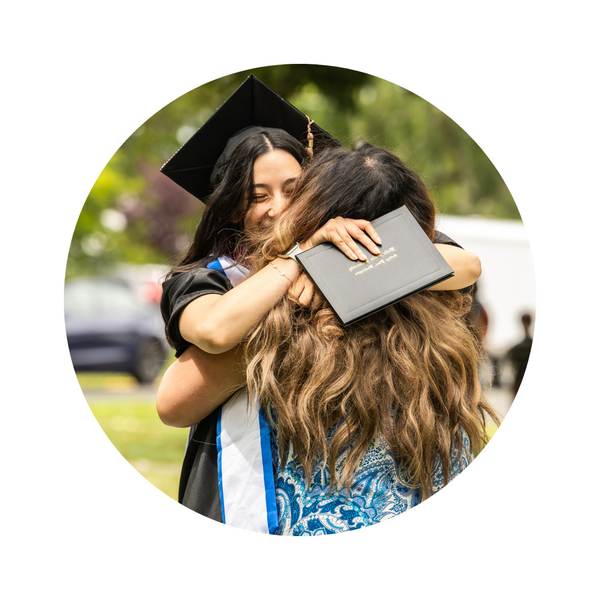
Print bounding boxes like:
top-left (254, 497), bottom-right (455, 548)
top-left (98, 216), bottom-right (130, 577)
top-left (2, 1), bottom-right (598, 598)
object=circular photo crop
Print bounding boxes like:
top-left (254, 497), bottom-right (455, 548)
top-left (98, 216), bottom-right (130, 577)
top-left (65, 64), bottom-right (535, 535)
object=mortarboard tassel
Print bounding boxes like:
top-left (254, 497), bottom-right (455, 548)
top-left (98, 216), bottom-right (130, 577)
top-left (306, 115), bottom-right (314, 158)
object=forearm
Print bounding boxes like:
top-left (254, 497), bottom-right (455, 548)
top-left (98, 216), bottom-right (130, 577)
top-left (179, 256), bottom-right (301, 354)
top-left (179, 219), bottom-right (382, 354)
top-left (156, 345), bottom-right (245, 427)
top-left (430, 244), bottom-right (482, 290)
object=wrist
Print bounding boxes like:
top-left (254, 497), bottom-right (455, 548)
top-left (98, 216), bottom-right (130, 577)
top-left (279, 242), bottom-right (304, 262)
top-left (269, 257), bottom-right (302, 285)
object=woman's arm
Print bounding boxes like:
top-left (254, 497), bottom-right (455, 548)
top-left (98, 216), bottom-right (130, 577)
top-left (158, 274), bottom-right (321, 427)
top-left (170, 223), bottom-right (480, 349)
top-left (179, 218), bottom-right (382, 355)
top-left (161, 236), bottom-right (481, 427)
top-left (156, 345), bottom-right (245, 427)
top-left (429, 244), bottom-right (482, 290)
top-left (179, 257), bottom-right (300, 354)
top-left (178, 222), bottom-right (481, 353)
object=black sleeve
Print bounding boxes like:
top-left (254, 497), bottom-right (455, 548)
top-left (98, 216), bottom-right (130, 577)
top-left (434, 230), bottom-right (463, 249)
top-left (160, 269), bottom-right (232, 357)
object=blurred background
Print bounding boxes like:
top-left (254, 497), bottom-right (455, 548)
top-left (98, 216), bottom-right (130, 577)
top-left (66, 64), bottom-right (535, 501)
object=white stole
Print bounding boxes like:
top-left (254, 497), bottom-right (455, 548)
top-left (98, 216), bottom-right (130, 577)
top-left (217, 389), bottom-right (278, 533)
top-left (205, 255), bottom-right (277, 533)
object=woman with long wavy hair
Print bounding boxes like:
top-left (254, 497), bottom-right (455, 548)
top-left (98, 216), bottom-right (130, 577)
top-left (244, 141), bottom-right (500, 535)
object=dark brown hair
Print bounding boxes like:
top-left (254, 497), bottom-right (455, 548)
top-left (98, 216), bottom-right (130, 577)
top-left (166, 129), bottom-right (308, 278)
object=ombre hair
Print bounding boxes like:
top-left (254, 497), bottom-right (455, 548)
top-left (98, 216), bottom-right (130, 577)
top-left (245, 142), bottom-right (499, 497)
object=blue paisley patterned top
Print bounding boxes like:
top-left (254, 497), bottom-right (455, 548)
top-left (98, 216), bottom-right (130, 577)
top-left (271, 425), bottom-right (471, 536)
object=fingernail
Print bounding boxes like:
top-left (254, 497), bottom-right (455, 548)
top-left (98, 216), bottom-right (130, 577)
top-left (376, 236), bottom-right (382, 244)
top-left (350, 252), bottom-right (358, 260)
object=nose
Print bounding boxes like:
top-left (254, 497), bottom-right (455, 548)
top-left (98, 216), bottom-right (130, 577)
top-left (267, 191), bottom-right (288, 217)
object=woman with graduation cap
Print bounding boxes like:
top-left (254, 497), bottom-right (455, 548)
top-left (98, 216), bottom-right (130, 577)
top-left (157, 76), bottom-right (483, 533)
top-left (159, 75), bottom-right (382, 531)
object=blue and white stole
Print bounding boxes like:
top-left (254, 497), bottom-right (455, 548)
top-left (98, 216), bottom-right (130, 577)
top-left (205, 255), bottom-right (278, 534)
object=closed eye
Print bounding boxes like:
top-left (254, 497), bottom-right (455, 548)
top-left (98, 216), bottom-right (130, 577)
top-left (282, 178), bottom-right (297, 196)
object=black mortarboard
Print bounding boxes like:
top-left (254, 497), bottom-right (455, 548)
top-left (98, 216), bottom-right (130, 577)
top-left (160, 74), bottom-right (340, 203)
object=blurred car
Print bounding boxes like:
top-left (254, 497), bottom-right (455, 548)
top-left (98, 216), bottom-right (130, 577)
top-left (64, 277), bottom-right (169, 384)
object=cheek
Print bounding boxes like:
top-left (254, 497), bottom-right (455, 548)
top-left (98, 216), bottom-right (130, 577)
top-left (243, 205), bottom-right (263, 229)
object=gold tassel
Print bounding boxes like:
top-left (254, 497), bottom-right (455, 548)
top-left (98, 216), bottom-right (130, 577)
top-left (306, 115), bottom-right (314, 158)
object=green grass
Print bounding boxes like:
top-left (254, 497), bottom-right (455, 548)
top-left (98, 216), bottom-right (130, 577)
top-left (78, 372), bottom-right (144, 390)
top-left (82, 362), bottom-right (502, 502)
top-left (76, 353), bottom-right (176, 390)
top-left (486, 424), bottom-right (499, 439)
top-left (79, 354), bottom-right (185, 501)
top-left (88, 399), bottom-right (188, 501)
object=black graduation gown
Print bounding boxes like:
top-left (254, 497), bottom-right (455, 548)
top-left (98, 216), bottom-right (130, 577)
top-left (160, 268), bottom-right (233, 522)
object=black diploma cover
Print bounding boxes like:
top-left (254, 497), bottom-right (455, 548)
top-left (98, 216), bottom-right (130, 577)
top-left (296, 206), bottom-right (454, 325)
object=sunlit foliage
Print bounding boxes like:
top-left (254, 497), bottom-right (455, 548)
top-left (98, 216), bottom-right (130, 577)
top-left (67, 65), bottom-right (518, 278)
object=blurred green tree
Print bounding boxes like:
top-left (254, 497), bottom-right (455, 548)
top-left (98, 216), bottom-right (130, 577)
top-left (66, 65), bottom-right (518, 279)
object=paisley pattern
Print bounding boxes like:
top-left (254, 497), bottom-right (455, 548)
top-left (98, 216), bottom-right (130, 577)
top-left (271, 427), bottom-right (471, 536)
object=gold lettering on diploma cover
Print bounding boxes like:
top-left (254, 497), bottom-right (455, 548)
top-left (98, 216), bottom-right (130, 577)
top-left (351, 246), bottom-right (398, 275)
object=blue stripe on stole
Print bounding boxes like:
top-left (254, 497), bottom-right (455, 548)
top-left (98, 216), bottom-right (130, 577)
top-left (216, 404), bottom-right (226, 525)
top-left (258, 407), bottom-right (278, 534)
top-left (211, 256), bottom-right (228, 526)
top-left (209, 257), bottom-right (226, 524)
top-left (207, 258), bottom-right (224, 274)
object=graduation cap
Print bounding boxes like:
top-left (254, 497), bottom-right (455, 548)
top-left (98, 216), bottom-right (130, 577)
top-left (160, 74), bottom-right (340, 203)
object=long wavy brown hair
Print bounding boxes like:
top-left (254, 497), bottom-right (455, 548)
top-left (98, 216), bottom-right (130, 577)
top-left (244, 142), bottom-right (499, 497)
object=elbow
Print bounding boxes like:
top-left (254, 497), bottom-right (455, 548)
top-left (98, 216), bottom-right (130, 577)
top-left (155, 392), bottom-right (173, 425)
top-left (454, 251), bottom-right (482, 288)
top-left (467, 253), bottom-right (482, 284)
top-left (156, 391), bottom-right (190, 428)
top-left (156, 374), bottom-right (197, 428)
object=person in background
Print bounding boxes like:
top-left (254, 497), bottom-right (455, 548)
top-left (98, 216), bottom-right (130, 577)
top-left (505, 312), bottom-right (534, 399)
top-left (466, 282), bottom-right (495, 388)
top-left (466, 282), bottom-right (489, 343)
